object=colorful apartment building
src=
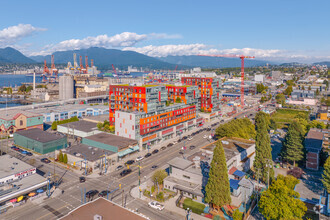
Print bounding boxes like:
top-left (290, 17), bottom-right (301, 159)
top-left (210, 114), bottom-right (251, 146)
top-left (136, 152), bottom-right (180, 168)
top-left (0, 110), bottom-right (43, 135)
top-left (165, 85), bottom-right (200, 109)
top-left (115, 104), bottom-right (198, 148)
top-left (109, 84), bottom-right (167, 124)
top-left (181, 77), bottom-right (221, 112)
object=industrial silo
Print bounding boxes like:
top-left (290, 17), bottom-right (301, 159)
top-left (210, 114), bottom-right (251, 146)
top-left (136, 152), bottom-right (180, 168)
top-left (59, 75), bottom-right (74, 100)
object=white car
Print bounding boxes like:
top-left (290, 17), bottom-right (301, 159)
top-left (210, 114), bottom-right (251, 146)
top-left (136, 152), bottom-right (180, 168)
top-left (173, 141), bottom-right (178, 144)
top-left (148, 201), bottom-right (164, 211)
top-left (136, 156), bottom-right (144, 162)
top-left (188, 137), bottom-right (193, 141)
top-left (203, 135), bottom-right (208, 139)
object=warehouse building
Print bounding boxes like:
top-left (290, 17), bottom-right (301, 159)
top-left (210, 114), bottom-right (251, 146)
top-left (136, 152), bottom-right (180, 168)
top-left (82, 133), bottom-right (139, 160)
top-left (57, 120), bottom-right (102, 138)
top-left (14, 128), bottom-right (67, 154)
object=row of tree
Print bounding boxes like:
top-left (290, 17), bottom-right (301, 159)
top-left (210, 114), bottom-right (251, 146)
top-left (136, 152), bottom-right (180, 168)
top-left (51, 116), bottom-right (79, 130)
top-left (215, 118), bottom-right (256, 140)
top-left (57, 150), bottom-right (68, 164)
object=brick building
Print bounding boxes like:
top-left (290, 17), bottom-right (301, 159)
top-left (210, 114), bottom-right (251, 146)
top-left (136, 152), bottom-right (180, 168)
top-left (305, 128), bottom-right (324, 170)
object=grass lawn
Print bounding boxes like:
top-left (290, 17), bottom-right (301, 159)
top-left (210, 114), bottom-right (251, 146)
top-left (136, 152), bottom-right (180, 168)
top-left (271, 109), bottom-right (309, 129)
top-left (183, 198), bottom-right (205, 215)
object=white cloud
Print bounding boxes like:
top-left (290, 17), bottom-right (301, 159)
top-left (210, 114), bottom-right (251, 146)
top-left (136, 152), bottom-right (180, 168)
top-left (148, 33), bottom-right (183, 39)
top-left (0, 24), bottom-right (46, 46)
top-left (123, 44), bottom-right (330, 62)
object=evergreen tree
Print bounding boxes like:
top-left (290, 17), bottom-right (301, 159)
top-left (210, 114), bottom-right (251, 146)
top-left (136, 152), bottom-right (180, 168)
top-left (59, 150), bottom-right (63, 162)
top-left (322, 157), bottom-right (330, 194)
top-left (205, 141), bottom-right (231, 210)
top-left (253, 112), bottom-right (274, 184)
top-left (281, 121), bottom-right (305, 166)
top-left (63, 153), bottom-right (68, 164)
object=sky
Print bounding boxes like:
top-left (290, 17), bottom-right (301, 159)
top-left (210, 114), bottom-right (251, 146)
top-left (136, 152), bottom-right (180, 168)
top-left (0, 0), bottom-right (330, 63)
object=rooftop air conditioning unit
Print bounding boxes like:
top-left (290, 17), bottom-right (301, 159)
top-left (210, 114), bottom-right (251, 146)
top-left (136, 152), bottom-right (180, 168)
top-left (94, 214), bottom-right (103, 220)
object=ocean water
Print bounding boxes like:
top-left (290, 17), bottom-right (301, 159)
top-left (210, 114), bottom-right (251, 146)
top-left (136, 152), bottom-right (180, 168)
top-left (0, 74), bottom-right (43, 88)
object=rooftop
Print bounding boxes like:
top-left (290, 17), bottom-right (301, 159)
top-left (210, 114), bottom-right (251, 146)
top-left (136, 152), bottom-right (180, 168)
top-left (58, 120), bottom-right (99, 133)
top-left (64, 144), bottom-right (116, 162)
top-left (201, 138), bottom-right (255, 161)
top-left (60, 197), bottom-right (149, 220)
top-left (0, 109), bottom-right (42, 120)
top-left (295, 179), bottom-right (324, 205)
top-left (31, 104), bottom-right (108, 115)
top-left (305, 128), bottom-right (324, 151)
top-left (0, 155), bottom-right (34, 178)
top-left (167, 157), bottom-right (193, 170)
top-left (85, 133), bottom-right (138, 150)
top-left (82, 114), bottom-right (109, 123)
top-left (15, 128), bottom-right (66, 143)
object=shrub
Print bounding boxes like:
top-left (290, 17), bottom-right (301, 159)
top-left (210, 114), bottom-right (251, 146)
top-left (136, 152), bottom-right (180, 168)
top-left (151, 185), bottom-right (155, 194)
top-left (156, 192), bottom-right (164, 201)
top-left (63, 153), bottom-right (68, 164)
top-left (143, 190), bottom-right (150, 196)
top-left (232, 209), bottom-right (243, 220)
top-left (182, 198), bottom-right (205, 215)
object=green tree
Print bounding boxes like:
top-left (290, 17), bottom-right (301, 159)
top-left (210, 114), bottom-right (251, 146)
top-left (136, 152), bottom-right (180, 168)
top-left (232, 209), bottom-right (243, 220)
top-left (51, 121), bottom-right (57, 130)
top-left (152, 170), bottom-right (168, 187)
top-left (205, 141), bottom-right (231, 211)
top-left (97, 122), bottom-right (103, 130)
top-left (275, 94), bottom-right (285, 105)
top-left (315, 88), bottom-right (320, 96)
top-left (284, 85), bottom-right (293, 95)
top-left (301, 85), bottom-right (305, 90)
top-left (175, 97), bottom-right (182, 103)
top-left (215, 118), bottom-right (256, 140)
top-left (253, 112), bottom-right (274, 184)
top-left (322, 157), bottom-right (330, 194)
top-left (308, 85), bottom-right (311, 91)
top-left (26, 85), bottom-right (33, 92)
top-left (63, 153), bottom-right (68, 164)
top-left (109, 125), bottom-right (115, 134)
top-left (103, 120), bottom-right (110, 127)
top-left (58, 150), bottom-right (63, 162)
top-left (281, 121), bottom-right (305, 167)
top-left (307, 120), bottom-right (326, 130)
top-left (259, 175), bottom-right (307, 220)
top-left (18, 85), bottom-right (26, 93)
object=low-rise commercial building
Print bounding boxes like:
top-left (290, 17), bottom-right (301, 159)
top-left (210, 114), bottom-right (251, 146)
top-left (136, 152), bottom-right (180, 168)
top-left (0, 155), bottom-right (48, 204)
top-left (82, 133), bottom-right (139, 160)
top-left (14, 128), bottom-right (67, 154)
top-left (57, 120), bottom-right (102, 138)
top-left (0, 110), bottom-right (43, 135)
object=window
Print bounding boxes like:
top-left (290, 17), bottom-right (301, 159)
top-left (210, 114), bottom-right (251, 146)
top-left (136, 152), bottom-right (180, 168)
top-left (120, 123), bottom-right (122, 128)
top-left (130, 115), bottom-right (132, 120)
top-left (20, 120), bottom-right (23, 126)
top-left (132, 125), bottom-right (134, 130)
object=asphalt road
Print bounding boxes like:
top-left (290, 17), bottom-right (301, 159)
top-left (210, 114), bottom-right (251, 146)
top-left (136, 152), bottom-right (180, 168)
top-left (1, 105), bottom-right (261, 220)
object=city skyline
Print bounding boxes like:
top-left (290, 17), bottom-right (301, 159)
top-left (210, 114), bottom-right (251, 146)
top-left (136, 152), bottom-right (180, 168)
top-left (0, 0), bottom-right (330, 63)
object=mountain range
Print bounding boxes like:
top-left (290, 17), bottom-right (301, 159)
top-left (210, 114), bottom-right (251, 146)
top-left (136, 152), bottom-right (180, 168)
top-left (1, 46), bottom-right (329, 69)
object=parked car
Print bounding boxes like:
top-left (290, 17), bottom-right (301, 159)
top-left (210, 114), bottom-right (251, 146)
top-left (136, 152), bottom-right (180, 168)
top-left (116, 165), bottom-right (124, 171)
top-left (173, 141), bottom-right (177, 145)
top-left (18, 149), bottom-right (24, 153)
top-left (203, 135), bottom-right (208, 139)
top-left (98, 190), bottom-right (111, 197)
top-left (167, 143), bottom-right (173, 147)
top-left (182, 136), bottom-right (187, 140)
top-left (10, 146), bottom-right (17, 150)
top-left (21, 151), bottom-right (28, 154)
top-left (41, 158), bottom-right (51, 164)
top-left (151, 165), bottom-right (158, 169)
top-left (120, 169), bottom-right (132, 177)
top-left (179, 151), bottom-right (184, 155)
top-left (178, 139), bottom-right (182, 143)
top-left (160, 146), bottom-right (166, 151)
top-left (189, 145), bottom-right (196, 150)
top-left (188, 137), bottom-right (193, 141)
top-left (85, 190), bottom-right (99, 198)
top-left (148, 201), bottom-right (164, 211)
top-left (125, 160), bottom-right (135, 165)
top-left (152, 149), bottom-right (159, 154)
top-left (145, 153), bottom-right (152, 158)
top-left (136, 156), bottom-right (144, 162)
top-left (79, 177), bottom-right (86, 183)
top-left (26, 152), bottom-right (33, 156)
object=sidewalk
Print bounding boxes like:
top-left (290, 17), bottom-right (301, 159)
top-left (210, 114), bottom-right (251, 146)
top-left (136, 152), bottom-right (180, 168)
top-left (131, 183), bottom-right (210, 220)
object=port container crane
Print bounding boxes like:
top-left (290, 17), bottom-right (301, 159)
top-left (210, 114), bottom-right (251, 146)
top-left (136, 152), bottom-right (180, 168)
top-left (197, 54), bottom-right (255, 108)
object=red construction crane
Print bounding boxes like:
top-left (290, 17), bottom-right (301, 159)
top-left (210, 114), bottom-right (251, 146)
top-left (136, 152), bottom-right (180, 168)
top-left (91, 59), bottom-right (94, 67)
top-left (198, 54), bottom-right (255, 108)
top-left (50, 55), bottom-right (58, 77)
top-left (174, 65), bottom-right (178, 71)
top-left (85, 56), bottom-right (89, 69)
top-left (42, 59), bottom-right (50, 82)
top-left (112, 64), bottom-right (117, 74)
